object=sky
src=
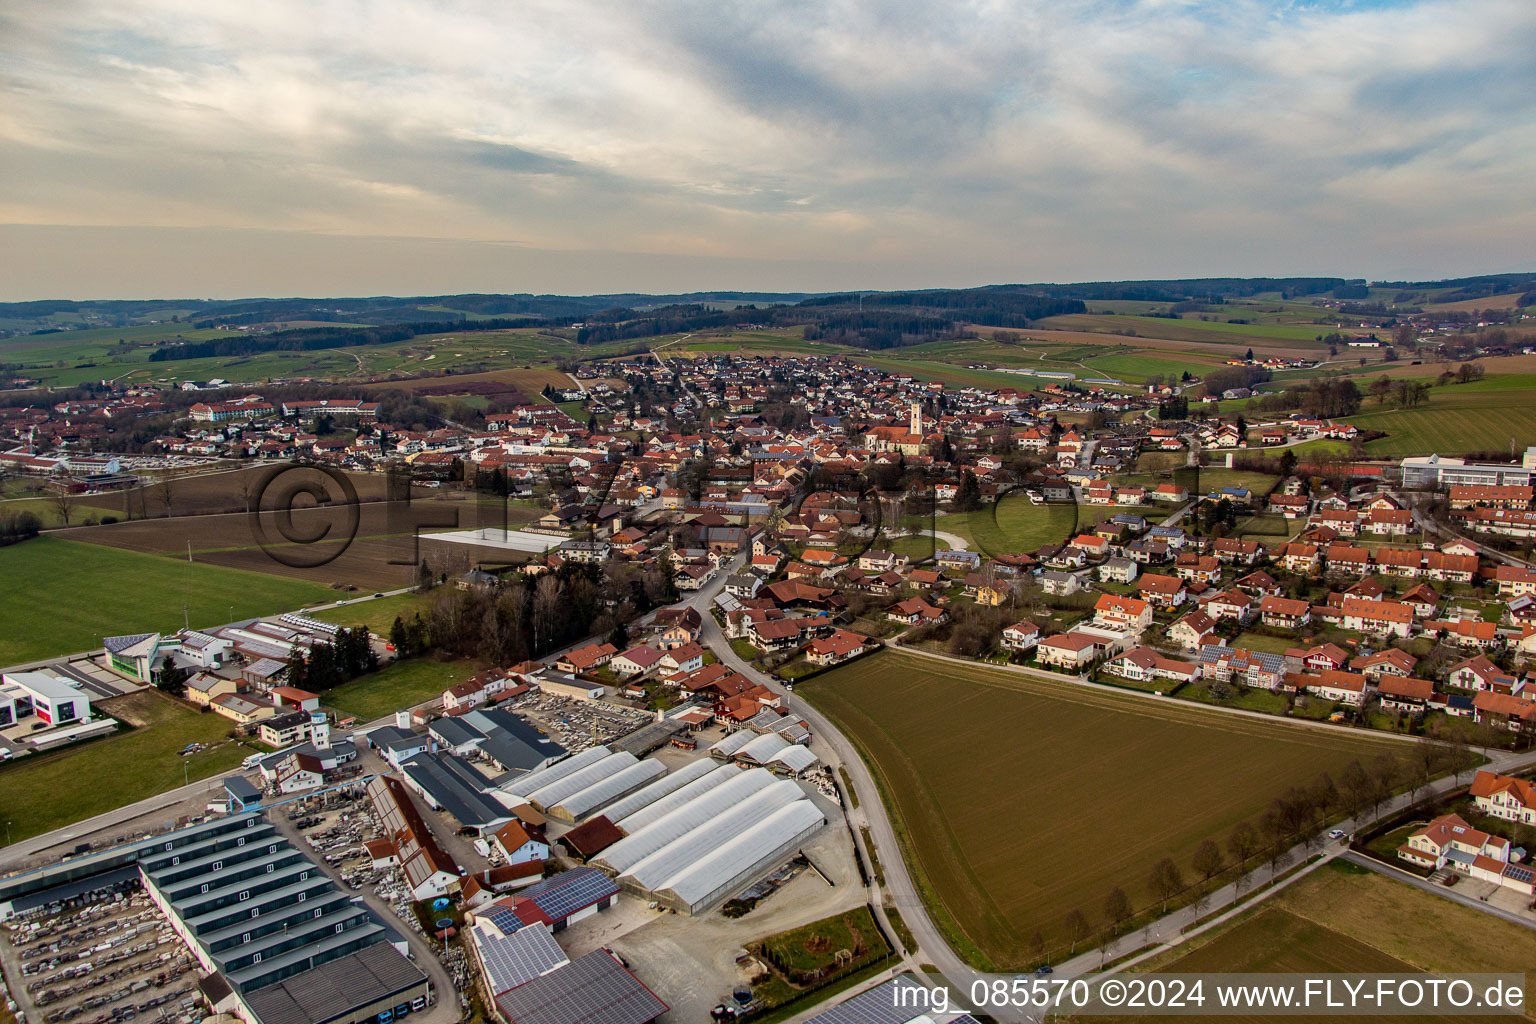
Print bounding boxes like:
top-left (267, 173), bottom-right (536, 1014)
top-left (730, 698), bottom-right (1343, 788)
top-left (1, 0), bottom-right (1533, 299)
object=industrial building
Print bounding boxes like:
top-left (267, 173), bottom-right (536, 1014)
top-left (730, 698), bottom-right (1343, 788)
top-left (397, 750), bottom-right (516, 835)
top-left (367, 775), bottom-right (464, 900)
top-left (426, 707), bottom-right (568, 774)
top-left (463, 868), bottom-right (668, 1023)
top-left (0, 813), bottom-right (428, 1024)
top-left (1, 670), bottom-right (93, 726)
top-left (592, 767), bottom-right (826, 914)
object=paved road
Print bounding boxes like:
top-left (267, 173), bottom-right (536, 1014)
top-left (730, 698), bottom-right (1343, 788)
top-left (1402, 493), bottom-right (1535, 569)
top-left (697, 612), bottom-right (991, 1006)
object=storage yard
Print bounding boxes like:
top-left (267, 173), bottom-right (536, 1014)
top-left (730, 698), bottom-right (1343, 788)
top-left (1, 877), bottom-right (198, 1024)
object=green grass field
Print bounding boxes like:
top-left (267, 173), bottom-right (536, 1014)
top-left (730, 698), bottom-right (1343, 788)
top-left (311, 592), bottom-right (436, 637)
top-left (323, 656), bottom-right (476, 722)
top-left (1033, 314), bottom-right (1334, 347)
top-left (797, 650), bottom-right (1397, 969)
top-left (1196, 467), bottom-right (1281, 497)
top-left (1129, 860), bottom-right (1536, 1015)
top-left (0, 536), bottom-right (331, 665)
top-left (1348, 380), bottom-right (1536, 457)
top-left (0, 690), bottom-right (247, 842)
top-left (938, 501), bottom-right (1084, 558)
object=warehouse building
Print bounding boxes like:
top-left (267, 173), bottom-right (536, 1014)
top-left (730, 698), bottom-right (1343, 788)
top-left (610, 763), bottom-right (742, 835)
top-left (592, 767), bottom-right (825, 914)
top-left (546, 759), bottom-right (667, 824)
top-left (498, 745), bottom-right (614, 801)
top-left (512, 750), bottom-right (649, 815)
top-left (427, 707), bottom-right (568, 774)
top-left (367, 775), bottom-right (464, 900)
top-left (135, 813), bottom-right (429, 1024)
top-left (2, 670), bottom-right (93, 726)
top-left (398, 751), bottom-right (515, 835)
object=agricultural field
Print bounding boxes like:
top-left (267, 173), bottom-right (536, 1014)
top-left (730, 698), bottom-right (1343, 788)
top-left (0, 322), bottom-right (607, 388)
top-left (1127, 860), bottom-right (1536, 1014)
top-left (796, 650), bottom-right (1397, 969)
top-left (0, 536), bottom-right (331, 666)
top-left (362, 364), bottom-right (574, 399)
top-left (1348, 378), bottom-right (1536, 457)
top-left (1032, 313), bottom-right (1336, 347)
top-left (9, 464), bottom-right (406, 528)
top-left (58, 490), bottom-right (540, 592)
top-left (323, 656), bottom-right (477, 722)
top-left (0, 689), bottom-right (248, 842)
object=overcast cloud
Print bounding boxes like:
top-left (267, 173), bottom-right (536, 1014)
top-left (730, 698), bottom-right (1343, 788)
top-left (1, 0), bottom-right (1532, 298)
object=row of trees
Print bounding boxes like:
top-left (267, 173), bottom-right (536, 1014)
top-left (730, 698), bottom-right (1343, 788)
top-left (0, 509), bottom-right (41, 546)
top-left (286, 628), bottom-right (377, 691)
top-left (1036, 746), bottom-right (1478, 965)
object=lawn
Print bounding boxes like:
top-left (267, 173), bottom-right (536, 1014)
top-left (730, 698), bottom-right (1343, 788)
top-left (1348, 381), bottom-right (1536, 457)
top-left (940, 501), bottom-right (1084, 558)
top-left (1131, 860), bottom-right (1536, 1011)
top-left (1195, 467), bottom-right (1281, 499)
top-left (0, 536), bottom-right (332, 666)
top-left (312, 591), bottom-right (436, 637)
top-left (323, 656), bottom-right (478, 722)
top-left (0, 690), bottom-right (247, 843)
top-left (1232, 631), bottom-right (1298, 655)
top-left (796, 650), bottom-right (1397, 970)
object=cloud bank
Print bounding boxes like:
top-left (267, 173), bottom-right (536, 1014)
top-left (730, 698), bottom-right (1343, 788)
top-left (1, 0), bottom-right (1533, 297)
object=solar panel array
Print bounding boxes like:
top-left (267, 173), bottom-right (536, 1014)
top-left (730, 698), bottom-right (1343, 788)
top-left (475, 923), bottom-right (569, 995)
top-left (483, 906), bottom-right (525, 935)
top-left (524, 866), bottom-right (619, 921)
top-left (805, 976), bottom-right (934, 1024)
top-left (494, 949), bottom-right (667, 1024)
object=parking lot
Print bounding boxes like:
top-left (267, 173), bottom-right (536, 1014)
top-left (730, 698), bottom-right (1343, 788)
top-left (1, 880), bottom-right (198, 1024)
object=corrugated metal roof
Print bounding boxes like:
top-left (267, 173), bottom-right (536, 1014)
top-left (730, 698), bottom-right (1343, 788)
top-left (707, 730), bottom-right (756, 758)
top-left (616, 778), bottom-right (806, 891)
top-left (501, 745), bottom-right (612, 801)
top-left (733, 732), bottom-right (789, 764)
top-left (768, 745), bottom-right (818, 773)
top-left (653, 800), bottom-right (825, 910)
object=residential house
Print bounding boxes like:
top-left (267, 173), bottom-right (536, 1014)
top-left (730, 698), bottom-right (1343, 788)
top-left (1470, 770), bottom-right (1536, 826)
top-left (1001, 621), bottom-right (1040, 653)
top-left (1260, 595), bottom-right (1311, 629)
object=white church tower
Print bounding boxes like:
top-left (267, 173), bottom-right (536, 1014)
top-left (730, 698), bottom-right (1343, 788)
top-left (910, 400), bottom-right (923, 437)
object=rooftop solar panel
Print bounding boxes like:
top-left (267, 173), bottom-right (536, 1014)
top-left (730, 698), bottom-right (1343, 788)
top-left (523, 867), bottom-right (619, 921)
top-left (494, 949), bottom-right (667, 1024)
top-left (476, 923), bottom-right (570, 995)
top-left (805, 976), bottom-right (936, 1024)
